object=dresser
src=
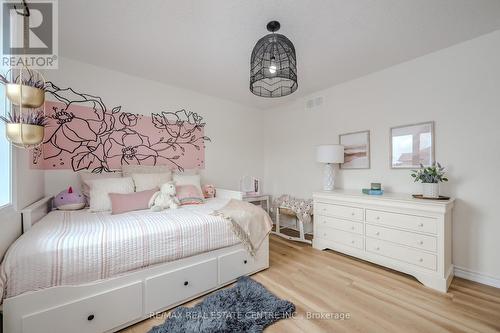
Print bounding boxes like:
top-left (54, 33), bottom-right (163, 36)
top-left (313, 190), bottom-right (454, 292)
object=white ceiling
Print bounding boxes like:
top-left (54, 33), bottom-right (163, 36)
top-left (59, 0), bottom-right (500, 109)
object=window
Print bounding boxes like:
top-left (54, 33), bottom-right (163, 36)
top-left (0, 64), bottom-right (11, 207)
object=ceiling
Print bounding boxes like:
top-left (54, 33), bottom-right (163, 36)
top-left (59, 0), bottom-right (500, 109)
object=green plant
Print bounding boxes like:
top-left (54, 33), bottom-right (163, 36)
top-left (411, 162), bottom-right (448, 183)
top-left (0, 110), bottom-right (47, 126)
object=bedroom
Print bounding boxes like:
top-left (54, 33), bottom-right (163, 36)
top-left (0, 0), bottom-right (499, 332)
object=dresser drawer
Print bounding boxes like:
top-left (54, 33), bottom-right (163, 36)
top-left (145, 258), bottom-right (218, 313)
top-left (316, 215), bottom-right (363, 235)
top-left (22, 282), bottom-right (142, 333)
top-left (365, 209), bottom-right (437, 234)
top-left (316, 203), bottom-right (363, 221)
top-left (316, 226), bottom-right (364, 250)
top-left (366, 238), bottom-right (437, 270)
top-left (366, 224), bottom-right (437, 252)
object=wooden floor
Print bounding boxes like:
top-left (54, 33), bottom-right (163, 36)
top-left (122, 235), bottom-right (500, 333)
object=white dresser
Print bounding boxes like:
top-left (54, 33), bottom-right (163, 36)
top-left (313, 190), bottom-right (454, 292)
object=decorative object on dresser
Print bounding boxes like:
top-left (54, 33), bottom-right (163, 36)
top-left (240, 175), bottom-right (261, 195)
top-left (411, 162), bottom-right (448, 198)
top-left (272, 195), bottom-right (313, 244)
top-left (362, 182), bottom-right (384, 195)
top-left (316, 144), bottom-right (344, 191)
top-left (243, 193), bottom-right (270, 214)
top-left (313, 190), bottom-right (454, 292)
top-left (391, 121), bottom-right (434, 168)
top-left (339, 130), bottom-right (370, 169)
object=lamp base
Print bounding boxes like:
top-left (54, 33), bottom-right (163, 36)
top-left (323, 163), bottom-right (335, 191)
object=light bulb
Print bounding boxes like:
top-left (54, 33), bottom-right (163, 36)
top-left (269, 65), bottom-right (277, 74)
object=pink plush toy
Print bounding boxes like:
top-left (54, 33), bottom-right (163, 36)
top-left (54, 186), bottom-right (86, 210)
top-left (202, 184), bottom-right (216, 199)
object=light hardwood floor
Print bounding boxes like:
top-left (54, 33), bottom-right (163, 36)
top-left (122, 235), bottom-right (500, 333)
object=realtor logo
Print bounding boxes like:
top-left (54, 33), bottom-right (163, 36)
top-left (1, 0), bottom-right (58, 68)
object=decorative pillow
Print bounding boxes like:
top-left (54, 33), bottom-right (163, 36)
top-left (109, 188), bottom-right (158, 215)
top-left (79, 171), bottom-right (122, 201)
top-left (176, 185), bottom-right (204, 205)
top-left (85, 177), bottom-right (135, 212)
top-left (122, 165), bottom-right (171, 177)
top-left (173, 174), bottom-right (202, 193)
top-left (131, 172), bottom-right (173, 191)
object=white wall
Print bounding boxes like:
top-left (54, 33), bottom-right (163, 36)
top-left (0, 149), bottom-right (45, 259)
top-left (44, 57), bottom-right (265, 194)
top-left (263, 30), bottom-right (500, 281)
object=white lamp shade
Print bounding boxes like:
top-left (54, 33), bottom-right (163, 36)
top-left (316, 144), bottom-right (344, 163)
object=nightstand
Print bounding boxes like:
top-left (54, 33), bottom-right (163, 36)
top-left (242, 194), bottom-right (270, 213)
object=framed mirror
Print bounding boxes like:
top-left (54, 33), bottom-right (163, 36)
top-left (390, 121), bottom-right (434, 169)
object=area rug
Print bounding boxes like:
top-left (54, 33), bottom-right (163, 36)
top-left (149, 276), bottom-right (296, 333)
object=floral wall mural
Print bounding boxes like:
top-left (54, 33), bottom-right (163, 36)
top-left (32, 82), bottom-right (210, 172)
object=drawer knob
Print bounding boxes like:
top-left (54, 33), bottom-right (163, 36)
top-left (351, 240), bottom-right (355, 244)
top-left (184, 281), bottom-right (189, 286)
top-left (351, 212), bottom-right (355, 216)
top-left (418, 223), bottom-right (424, 227)
top-left (375, 216), bottom-right (380, 220)
top-left (419, 241), bottom-right (424, 245)
top-left (375, 232), bottom-right (380, 236)
top-left (376, 247), bottom-right (380, 250)
top-left (419, 258), bottom-right (423, 262)
top-left (87, 314), bottom-right (95, 321)
top-left (244, 260), bottom-right (248, 264)
top-left (351, 226), bottom-right (355, 230)
top-left (323, 233), bottom-right (327, 237)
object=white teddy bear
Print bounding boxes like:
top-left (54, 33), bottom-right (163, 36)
top-left (148, 182), bottom-right (180, 211)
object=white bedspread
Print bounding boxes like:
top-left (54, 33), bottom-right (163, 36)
top-left (0, 198), bottom-right (240, 302)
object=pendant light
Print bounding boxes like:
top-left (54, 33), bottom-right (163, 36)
top-left (250, 21), bottom-right (298, 98)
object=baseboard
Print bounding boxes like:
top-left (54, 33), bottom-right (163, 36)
top-left (454, 266), bottom-right (500, 289)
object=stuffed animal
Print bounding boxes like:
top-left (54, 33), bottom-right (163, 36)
top-left (54, 186), bottom-right (86, 211)
top-left (202, 184), bottom-right (216, 199)
top-left (148, 182), bottom-right (180, 211)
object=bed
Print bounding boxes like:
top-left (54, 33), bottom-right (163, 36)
top-left (1, 189), bottom-right (269, 333)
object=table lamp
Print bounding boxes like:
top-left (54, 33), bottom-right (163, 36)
top-left (316, 144), bottom-right (344, 191)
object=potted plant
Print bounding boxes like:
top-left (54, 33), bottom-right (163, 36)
top-left (0, 110), bottom-right (47, 146)
top-left (0, 70), bottom-right (46, 108)
top-left (411, 162), bottom-right (448, 198)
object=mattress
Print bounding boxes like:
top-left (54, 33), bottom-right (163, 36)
top-left (0, 198), bottom-right (240, 302)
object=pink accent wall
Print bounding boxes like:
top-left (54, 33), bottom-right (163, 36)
top-left (32, 100), bottom-right (207, 172)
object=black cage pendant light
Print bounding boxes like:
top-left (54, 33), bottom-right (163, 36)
top-left (250, 21), bottom-right (298, 98)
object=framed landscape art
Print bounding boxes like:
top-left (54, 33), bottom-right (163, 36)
top-left (390, 121), bottom-right (434, 169)
top-left (339, 130), bottom-right (370, 169)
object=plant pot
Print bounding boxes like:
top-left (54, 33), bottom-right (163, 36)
top-left (6, 83), bottom-right (45, 108)
top-left (422, 183), bottom-right (439, 198)
top-left (6, 123), bottom-right (45, 146)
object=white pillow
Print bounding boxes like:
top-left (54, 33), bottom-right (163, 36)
top-left (122, 165), bottom-right (171, 177)
top-left (85, 177), bottom-right (135, 212)
top-left (132, 172), bottom-right (173, 191)
top-left (173, 174), bottom-right (202, 193)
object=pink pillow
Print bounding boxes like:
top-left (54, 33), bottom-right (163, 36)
top-left (109, 188), bottom-right (158, 215)
top-left (176, 185), bottom-right (204, 205)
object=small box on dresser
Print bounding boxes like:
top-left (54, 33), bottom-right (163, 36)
top-left (313, 190), bottom-right (454, 292)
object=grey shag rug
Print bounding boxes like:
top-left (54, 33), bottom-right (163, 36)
top-left (149, 276), bottom-right (295, 333)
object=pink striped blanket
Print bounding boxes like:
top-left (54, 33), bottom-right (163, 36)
top-left (0, 198), bottom-right (240, 302)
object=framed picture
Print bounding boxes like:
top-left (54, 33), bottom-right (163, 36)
top-left (390, 121), bottom-right (434, 169)
top-left (339, 130), bottom-right (370, 169)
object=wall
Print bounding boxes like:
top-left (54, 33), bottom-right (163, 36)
top-left (0, 149), bottom-right (45, 260)
top-left (44, 57), bottom-right (265, 195)
top-left (263, 30), bottom-right (500, 282)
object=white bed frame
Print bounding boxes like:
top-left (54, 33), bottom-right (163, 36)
top-left (2, 188), bottom-right (269, 333)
